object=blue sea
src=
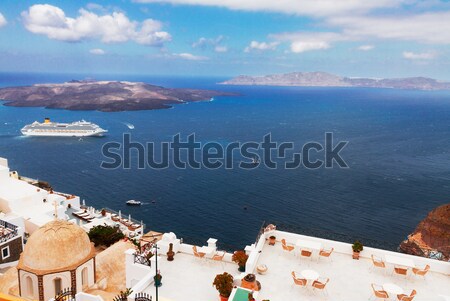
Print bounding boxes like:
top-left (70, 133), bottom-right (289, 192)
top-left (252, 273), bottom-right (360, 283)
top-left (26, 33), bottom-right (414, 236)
top-left (0, 72), bottom-right (449, 250)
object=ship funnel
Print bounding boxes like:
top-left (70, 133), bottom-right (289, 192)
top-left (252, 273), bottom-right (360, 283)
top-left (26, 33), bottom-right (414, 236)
top-left (44, 117), bottom-right (50, 123)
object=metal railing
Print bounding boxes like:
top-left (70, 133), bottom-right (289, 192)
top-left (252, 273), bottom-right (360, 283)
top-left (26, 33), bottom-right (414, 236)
top-left (134, 253), bottom-right (152, 267)
top-left (0, 220), bottom-right (19, 243)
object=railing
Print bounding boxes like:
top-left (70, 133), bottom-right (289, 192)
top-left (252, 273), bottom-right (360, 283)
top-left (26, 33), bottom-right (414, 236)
top-left (54, 288), bottom-right (75, 301)
top-left (134, 253), bottom-right (152, 267)
top-left (0, 220), bottom-right (19, 243)
top-left (135, 292), bottom-right (152, 301)
top-left (254, 220), bottom-right (266, 247)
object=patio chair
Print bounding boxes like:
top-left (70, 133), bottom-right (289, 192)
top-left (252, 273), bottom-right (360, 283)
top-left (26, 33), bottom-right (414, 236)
top-left (412, 265), bottom-right (430, 279)
top-left (393, 266), bottom-right (408, 277)
top-left (312, 277), bottom-right (329, 296)
top-left (396, 289), bottom-right (417, 301)
top-left (192, 246), bottom-right (206, 260)
top-left (370, 283), bottom-right (389, 301)
top-left (319, 247), bottom-right (334, 262)
top-left (300, 248), bottom-right (313, 259)
top-left (291, 272), bottom-right (307, 288)
top-left (370, 255), bottom-right (386, 273)
top-left (282, 239), bottom-right (295, 252)
top-left (212, 251), bottom-right (226, 268)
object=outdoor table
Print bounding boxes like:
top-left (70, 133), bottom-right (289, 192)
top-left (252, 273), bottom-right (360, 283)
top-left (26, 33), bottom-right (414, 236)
top-left (229, 287), bottom-right (258, 301)
top-left (385, 255), bottom-right (415, 268)
top-left (383, 283), bottom-right (404, 299)
top-left (300, 269), bottom-right (319, 285)
top-left (296, 239), bottom-right (322, 251)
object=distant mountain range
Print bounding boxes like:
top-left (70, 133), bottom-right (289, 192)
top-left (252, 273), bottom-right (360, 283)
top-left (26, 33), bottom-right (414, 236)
top-left (0, 80), bottom-right (234, 112)
top-left (220, 72), bottom-right (450, 90)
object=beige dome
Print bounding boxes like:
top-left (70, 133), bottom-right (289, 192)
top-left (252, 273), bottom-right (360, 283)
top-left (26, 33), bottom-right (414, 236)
top-left (19, 220), bottom-right (95, 273)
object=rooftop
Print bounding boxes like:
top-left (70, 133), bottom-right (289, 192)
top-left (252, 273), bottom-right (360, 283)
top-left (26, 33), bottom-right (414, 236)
top-left (133, 231), bottom-right (450, 301)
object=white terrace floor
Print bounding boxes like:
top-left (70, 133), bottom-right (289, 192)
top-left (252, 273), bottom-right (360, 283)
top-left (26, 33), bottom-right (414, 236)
top-left (143, 242), bottom-right (450, 301)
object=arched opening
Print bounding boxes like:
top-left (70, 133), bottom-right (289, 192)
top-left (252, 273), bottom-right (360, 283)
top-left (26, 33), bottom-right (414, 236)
top-left (53, 277), bottom-right (62, 296)
top-left (81, 267), bottom-right (89, 289)
top-left (25, 276), bottom-right (34, 299)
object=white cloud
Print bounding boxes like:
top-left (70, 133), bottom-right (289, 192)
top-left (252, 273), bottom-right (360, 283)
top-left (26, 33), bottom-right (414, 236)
top-left (244, 41), bottom-right (279, 52)
top-left (192, 35), bottom-right (227, 52)
top-left (89, 48), bottom-right (105, 55)
top-left (214, 46), bottom-right (228, 53)
top-left (0, 12), bottom-right (7, 28)
top-left (328, 12), bottom-right (450, 44)
top-left (291, 41), bottom-right (330, 53)
top-left (402, 51), bottom-right (437, 60)
top-left (173, 53), bottom-right (209, 60)
top-left (21, 4), bottom-right (171, 46)
top-left (357, 44), bottom-right (374, 51)
top-left (271, 32), bottom-right (345, 53)
top-left (134, 0), bottom-right (397, 17)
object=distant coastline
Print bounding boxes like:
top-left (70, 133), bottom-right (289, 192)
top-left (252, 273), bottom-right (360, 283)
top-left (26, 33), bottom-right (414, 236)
top-left (0, 80), bottom-right (236, 112)
top-left (220, 71), bottom-right (450, 90)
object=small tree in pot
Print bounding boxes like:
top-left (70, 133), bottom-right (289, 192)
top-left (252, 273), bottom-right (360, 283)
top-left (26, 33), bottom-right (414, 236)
top-left (213, 272), bottom-right (234, 301)
top-left (352, 240), bottom-right (364, 259)
top-left (232, 250), bottom-right (249, 272)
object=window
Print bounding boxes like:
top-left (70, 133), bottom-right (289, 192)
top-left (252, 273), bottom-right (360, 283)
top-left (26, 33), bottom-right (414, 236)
top-left (26, 276), bottom-right (34, 299)
top-left (1, 246), bottom-right (10, 259)
top-left (54, 278), bottom-right (62, 295)
top-left (81, 267), bottom-right (88, 288)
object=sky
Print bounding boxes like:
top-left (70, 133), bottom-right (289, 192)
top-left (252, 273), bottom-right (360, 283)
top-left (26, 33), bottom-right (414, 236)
top-left (0, 0), bottom-right (449, 79)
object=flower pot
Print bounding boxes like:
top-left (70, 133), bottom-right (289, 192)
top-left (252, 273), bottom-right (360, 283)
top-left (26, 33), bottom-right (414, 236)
top-left (154, 275), bottom-right (162, 287)
top-left (167, 251), bottom-right (175, 261)
top-left (268, 236), bottom-right (276, 246)
top-left (352, 251), bottom-right (360, 260)
top-left (219, 295), bottom-right (229, 301)
top-left (238, 265), bottom-right (246, 272)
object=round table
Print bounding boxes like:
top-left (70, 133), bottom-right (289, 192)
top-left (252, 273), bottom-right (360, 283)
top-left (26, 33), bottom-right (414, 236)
top-left (300, 269), bottom-right (319, 281)
top-left (383, 283), bottom-right (404, 296)
top-left (256, 264), bottom-right (268, 275)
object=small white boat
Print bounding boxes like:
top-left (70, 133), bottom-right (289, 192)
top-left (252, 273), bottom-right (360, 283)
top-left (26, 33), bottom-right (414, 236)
top-left (251, 156), bottom-right (260, 164)
top-left (126, 200), bottom-right (141, 206)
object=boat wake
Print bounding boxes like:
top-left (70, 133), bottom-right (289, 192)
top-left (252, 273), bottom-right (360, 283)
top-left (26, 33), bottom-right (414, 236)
top-left (123, 122), bottom-right (135, 130)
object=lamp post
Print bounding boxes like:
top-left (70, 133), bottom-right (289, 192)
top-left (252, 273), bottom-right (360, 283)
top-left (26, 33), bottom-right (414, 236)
top-left (154, 243), bottom-right (159, 301)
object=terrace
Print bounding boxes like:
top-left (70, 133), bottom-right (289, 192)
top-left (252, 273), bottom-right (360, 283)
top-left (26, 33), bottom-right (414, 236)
top-left (0, 220), bottom-right (18, 243)
top-left (122, 229), bottom-right (450, 301)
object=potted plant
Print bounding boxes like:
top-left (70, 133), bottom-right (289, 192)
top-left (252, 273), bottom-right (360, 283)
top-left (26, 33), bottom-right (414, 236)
top-left (101, 209), bottom-right (106, 216)
top-left (268, 235), bottom-right (276, 246)
top-left (154, 270), bottom-right (162, 287)
top-left (167, 243), bottom-right (175, 261)
top-left (352, 240), bottom-right (364, 259)
top-left (213, 272), bottom-right (234, 301)
top-left (232, 250), bottom-right (249, 272)
top-left (248, 292), bottom-right (255, 301)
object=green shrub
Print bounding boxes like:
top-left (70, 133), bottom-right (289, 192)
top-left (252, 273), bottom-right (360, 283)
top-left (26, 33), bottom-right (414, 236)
top-left (88, 224), bottom-right (125, 247)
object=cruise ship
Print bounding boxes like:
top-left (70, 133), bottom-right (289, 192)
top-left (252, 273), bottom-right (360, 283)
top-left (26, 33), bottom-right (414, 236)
top-left (21, 118), bottom-right (107, 137)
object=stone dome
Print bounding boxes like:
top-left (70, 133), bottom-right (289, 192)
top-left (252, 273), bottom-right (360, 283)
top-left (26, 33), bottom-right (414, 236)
top-left (19, 220), bottom-right (95, 273)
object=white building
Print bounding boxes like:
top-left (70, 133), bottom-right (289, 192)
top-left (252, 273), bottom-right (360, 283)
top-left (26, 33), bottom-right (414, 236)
top-left (0, 157), bottom-right (80, 235)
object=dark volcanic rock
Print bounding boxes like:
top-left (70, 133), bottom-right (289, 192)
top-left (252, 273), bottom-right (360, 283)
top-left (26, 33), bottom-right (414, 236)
top-left (0, 80), bottom-right (235, 112)
top-left (399, 203), bottom-right (450, 261)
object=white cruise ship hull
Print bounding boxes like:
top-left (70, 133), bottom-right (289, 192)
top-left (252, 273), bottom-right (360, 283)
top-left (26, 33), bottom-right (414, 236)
top-left (21, 119), bottom-right (107, 137)
top-left (21, 130), bottom-right (107, 137)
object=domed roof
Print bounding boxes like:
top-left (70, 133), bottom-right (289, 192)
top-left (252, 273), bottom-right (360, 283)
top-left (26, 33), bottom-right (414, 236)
top-left (19, 220), bottom-right (95, 273)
